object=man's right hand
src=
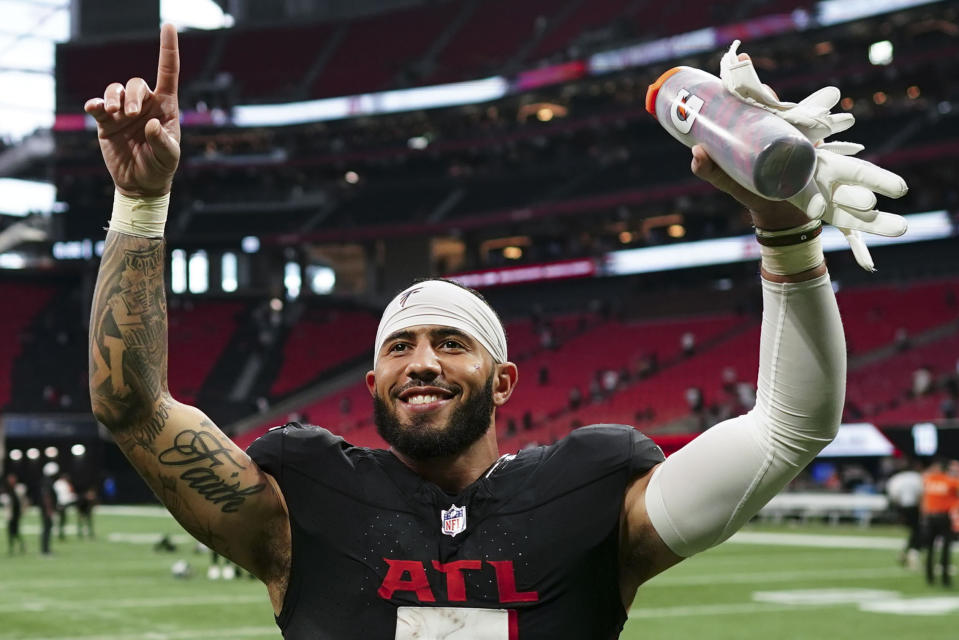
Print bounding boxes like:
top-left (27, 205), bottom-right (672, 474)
top-left (83, 24), bottom-right (181, 197)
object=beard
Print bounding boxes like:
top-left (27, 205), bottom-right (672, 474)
top-left (374, 373), bottom-right (495, 460)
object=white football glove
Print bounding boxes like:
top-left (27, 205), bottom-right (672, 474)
top-left (720, 40), bottom-right (908, 271)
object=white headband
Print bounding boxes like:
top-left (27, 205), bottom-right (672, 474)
top-left (374, 280), bottom-right (507, 366)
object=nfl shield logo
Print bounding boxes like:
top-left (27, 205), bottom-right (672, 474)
top-left (441, 504), bottom-right (466, 537)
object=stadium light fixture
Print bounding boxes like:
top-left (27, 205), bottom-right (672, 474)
top-left (344, 171), bottom-right (360, 184)
top-left (873, 91), bottom-right (887, 105)
top-left (407, 136), bottom-right (430, 150)
top-left (170, 249), bottom-right (187, 294)
top-left (71, 444), bottom-right (86, 457)
top-left (44, 446), bottom-right (58, 458)
top-left (906, 85), bottom-right (920, 99)
top-left (284, 262), bottom-right (302, 300)
top-left (26, 448), bottom-right (40, 460)
top-left (188, 251), bottom-right (209, 294)
top-left (241, 236), bottom-right (260, 254)
top-left (308, 265), bottom-right (336, 295)
top-left (912, 422), bottom-right (938, 456)
top-left (868, 40), bottom-right (893, 65)
top-left (0, 252), bottom-right (27, 269)
top-left (221, 252), bottom-right (238, 293)
top-left (9, 449), bottom-right (23, 461)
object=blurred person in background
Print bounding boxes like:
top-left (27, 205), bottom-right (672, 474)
top-left (82, 27), bottom-right (907, 638)
top-left (3, 473), bottom-right (26, 555)
top-left (38, 463), bottom-right (57, 556)
top-left (886, 458), bottom-right (924, 570)
top-left (920, 459), bottom-right (959, 586)
top-left (76, 487), bottom-right (97, 539)
top-left (53, 473), bottom-right (77, 540)
top-left (950, 461), bottom-right (959, 541)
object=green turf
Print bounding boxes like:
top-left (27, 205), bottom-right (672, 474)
top-left (1, 509), bottom-right (954, 639)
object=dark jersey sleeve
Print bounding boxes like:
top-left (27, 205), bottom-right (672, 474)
top-left (245, 426), bottom-right (285, 479)
top-left (553, 423), bottom-right (663, 475)
top-left (245, 422), bottom-right (348, 482)
top-left (620, 424), bottom-right (666, 476)
top-left (529, 424), bottom-right (664, 502)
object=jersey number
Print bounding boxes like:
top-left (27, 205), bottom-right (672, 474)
top-left (395, 607), bottom-right (517, 639)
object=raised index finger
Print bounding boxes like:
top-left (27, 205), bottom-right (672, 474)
top-left (155, 23), bottom-right (179, 96)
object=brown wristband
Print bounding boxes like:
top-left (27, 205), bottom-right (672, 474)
top-left (755, 223), bottom-right (822, 247)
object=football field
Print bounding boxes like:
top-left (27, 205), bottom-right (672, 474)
top-left (1, 507), bottom-right (955, 639)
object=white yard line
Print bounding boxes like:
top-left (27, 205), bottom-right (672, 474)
top-left (646, 565), bottom-right (908, 587)
top-left (13, 528), bottom-right (192, 543)
top-left (0, 594), bottom-right (265, 614)
top-left (726, 531), bottom-right (902, 549)
top-left (106, 532), bottom-right (194, 544)
top-left (97, 506), bottom-right (178, 518)
top-left (0, 575), bottom-right (215, 590)
top-left (12, 627), bottom-right (278, 640)
top-left (628, 601), bottom-right (842, 619)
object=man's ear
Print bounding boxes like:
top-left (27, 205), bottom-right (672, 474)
top-left (365, 370), bottom-right (376, 397)
top-left (492, 361), bottom-right (519, 407)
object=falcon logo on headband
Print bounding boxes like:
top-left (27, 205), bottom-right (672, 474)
top-left (374, 280), bottom-right (508, 366)
top-left (399, 287), bottom-right (423, 308)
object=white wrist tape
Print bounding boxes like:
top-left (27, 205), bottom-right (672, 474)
top-left (109, 190), bottom-right (169, 238)
top-left (759, 236), bottom-right (824, 275)
top-left (644, 274), bottom-right (845, 557)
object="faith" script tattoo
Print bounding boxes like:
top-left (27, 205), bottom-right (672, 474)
top-left (159, 429), bottom-right (265, 513)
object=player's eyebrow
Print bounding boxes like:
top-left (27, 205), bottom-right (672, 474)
top-left (382, 329), bottom-right (416, 346)
top-left (383, 329), bottom-right (416, 342)
top-left (428, 327), bottom-right (474, 344)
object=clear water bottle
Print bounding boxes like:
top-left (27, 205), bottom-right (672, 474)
top-left (646, 66), bottom-right (816, 200)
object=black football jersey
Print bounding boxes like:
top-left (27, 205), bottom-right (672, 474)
top-left (247, 423), bottom-right (664, 639)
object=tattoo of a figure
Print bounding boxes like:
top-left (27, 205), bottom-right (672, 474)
top-left (89, 235), bottom-right (169, 446)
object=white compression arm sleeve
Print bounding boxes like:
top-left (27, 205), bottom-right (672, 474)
top-left (644, 273), bottom-right (846, 557)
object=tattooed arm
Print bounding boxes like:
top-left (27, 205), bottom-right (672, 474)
top-left (86, 26), bottom-right (290, 613)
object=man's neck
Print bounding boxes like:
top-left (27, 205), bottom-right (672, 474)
top-left (391, 430), bottom-right (500, 494)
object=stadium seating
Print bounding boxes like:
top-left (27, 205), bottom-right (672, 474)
top-left (837, 278), bottom-right (959, 355)
top-left (499, 312), bottom-right (745, 425)
top-left (527, 0), bottom-right (635, 63)
top-left (217, 24), bottom-right (337, 100)
top-left (270, 308), bottom-right (378, 396)
top-left (167, 300), bottom-right (245, 404)
top-left (0, 282), bottom-right (56, 409)
top-left (312, 3), bottom-right (461, 97)
top-left (427, 0), bottom-right (559, 84)
top-left (847, 330), bottom-right (959, 423)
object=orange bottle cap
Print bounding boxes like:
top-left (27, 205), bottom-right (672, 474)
top-left (645, 67), bottom-right (684, 119)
